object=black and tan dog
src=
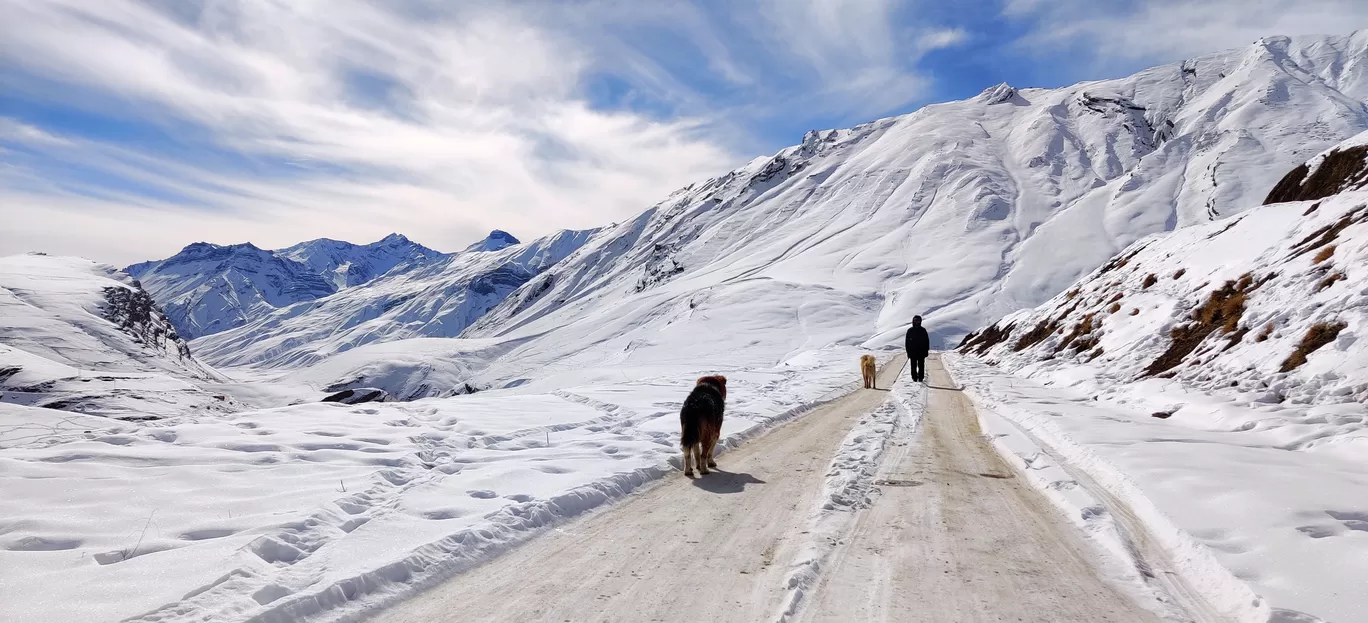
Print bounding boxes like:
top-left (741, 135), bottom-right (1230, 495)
top-left (860, 354), bottom-right (877, 389)
top-left (680, 375), bottom-right (726, 477)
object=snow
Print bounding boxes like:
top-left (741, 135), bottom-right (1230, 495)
top-left (190, 228), bottom-right (598, 369)
top-left (951, 149), bottom-right (1368, 621)
top-left (962, 191), bottom-right (1368, 413)
top-left (775, 364), bottom-right (924, 622)
top-left (0, 255), bottom-right (233, 419)
top-left (462, 230), bottom-right (520, 253)
top-left (0, 346), bottom-right (877, 623)
top-left (946, 354), bottom-right (1366, 623)
top-left (6, 30), bottom-right (1368, 623)
top-left (126, 234), bottom-right (444, 340)
top-left (120, 31), bottom-right (1368, 371)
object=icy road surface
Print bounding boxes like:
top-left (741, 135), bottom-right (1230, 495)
top-left (375, 356), bottom-right (1167, 623)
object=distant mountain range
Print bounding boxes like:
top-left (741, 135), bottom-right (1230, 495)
top-left (125, 231), bottom-right (512, 340)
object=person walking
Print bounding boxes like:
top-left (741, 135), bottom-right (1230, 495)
top-left (905, 315), bottom-right (930, 383)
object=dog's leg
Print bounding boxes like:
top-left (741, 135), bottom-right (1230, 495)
top-left (697, 440), bottom-right (710, 475)
top-left (683, 445), bottom-right (694, 478)
top-left (706, 436), bottom-right (718, 469)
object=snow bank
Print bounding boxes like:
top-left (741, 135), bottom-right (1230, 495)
top-left (775, 369), bottom-right (925, 622)
top-left (0, 346), bottom-right (876, 623)
top-left (946, 354), bottom-right (1365, 623)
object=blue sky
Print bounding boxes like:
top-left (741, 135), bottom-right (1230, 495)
top-left (3, 0), bottom-right (1366, 264)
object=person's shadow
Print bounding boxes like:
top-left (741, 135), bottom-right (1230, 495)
top-left (691, 470), bottom-right (766, 494)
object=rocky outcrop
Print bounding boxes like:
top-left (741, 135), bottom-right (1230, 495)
top-left (100, 285), bottom-right (194, 361)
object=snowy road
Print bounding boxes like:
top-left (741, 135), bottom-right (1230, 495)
top-left (802, 355), bottom-right (1160, 622)
top-left (373, 355), bottom-right (1161, 623)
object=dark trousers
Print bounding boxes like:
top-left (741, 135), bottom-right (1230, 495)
top-left (909, 356), bottom-right (926, 382)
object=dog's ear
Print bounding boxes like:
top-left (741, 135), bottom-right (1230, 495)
top-left (716, 375), bottom-right (726, 385)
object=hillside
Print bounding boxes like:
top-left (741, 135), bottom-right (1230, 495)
top-left (0, 254), bottom-right (232, 418)
top-left (959, 133), bottom-right (1368, 409)
top-left (425, 32), bottom-right (1368, 394)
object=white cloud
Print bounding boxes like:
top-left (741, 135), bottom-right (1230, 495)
top-left (0, 1), bottom-right (734, 263)
top-left (0, 0), bottom-right (969, 265)
top-left (916, 28), bottom-right (969, 54)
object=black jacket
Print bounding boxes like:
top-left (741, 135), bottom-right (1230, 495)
top-left (905, 325), bottom-right (930, 359)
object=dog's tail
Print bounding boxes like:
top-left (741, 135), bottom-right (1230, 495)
top-left (681, 415), bottom-right (701, 449)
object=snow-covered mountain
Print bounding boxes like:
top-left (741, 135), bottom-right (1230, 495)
top-left (960, 131), bottom-right (1368, 407)
top-left (125, 234), bottom-right (442, 340)
top-left (407, 31), bottom-right (1368, 394)
top-left (274, 233), bottom-right (444, 290)
top-left (191, 228), bottom-right (598, 368)
top-left (0, 254), bottom-right (235, 417)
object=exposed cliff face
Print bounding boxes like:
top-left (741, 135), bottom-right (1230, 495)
top-left (100, 285), bottom-right (194, 362)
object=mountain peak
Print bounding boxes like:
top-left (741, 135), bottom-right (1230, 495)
top-left (466, 230), bottom-right (520, 253)
top-left (377, 233), bottom-right (410, 245)
top-left (978, 82), bottom-right (1020, 105)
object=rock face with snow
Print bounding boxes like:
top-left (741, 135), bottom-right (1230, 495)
top-left (125, 234), bottom-right (443, 340)
top-left (191, 229), bottom-right (598, 368)
top-left (959, 137), bottom-right (1368, 406)
top-left (446, 32), bottom-right (1368, 391)
top-left (1, 255), bottom-right (214, 379)
top-left (0, 255), bottom-right (232, 417)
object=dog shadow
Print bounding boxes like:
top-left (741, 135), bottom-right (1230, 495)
top-left (691, 470), bottom-right (766, 494)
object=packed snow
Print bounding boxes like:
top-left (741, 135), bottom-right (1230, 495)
top-left (945, 354), bottom-right (1366, 623)
top-left (0, 346), bottom-right (877, 623)
top-left (775, 367), bottom-right (924, 622)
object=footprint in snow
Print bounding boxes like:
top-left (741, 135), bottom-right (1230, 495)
top-left (468, 489), bottom-right (498, 499)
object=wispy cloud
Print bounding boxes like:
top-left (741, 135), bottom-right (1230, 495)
top-left (9, 0), bottom-right (1354, 267)
top-left (0, 0), bottom-right (967, 264)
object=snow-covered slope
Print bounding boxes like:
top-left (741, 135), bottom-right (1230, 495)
top-left (959, 150), bottom-right (1367, 409)
top-left (436, 32), bottom-right (1368, 393)
top-left (125, 234), bottom-right (442, 340)
top-left (1265, 128), bottom-right (1368, 203)
top-left (946, 135), bottom-right (1368, 622)
top-left (191, 229), bottom-right (598, 368)
top-left (0, 254), bottom-right (234, 417)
